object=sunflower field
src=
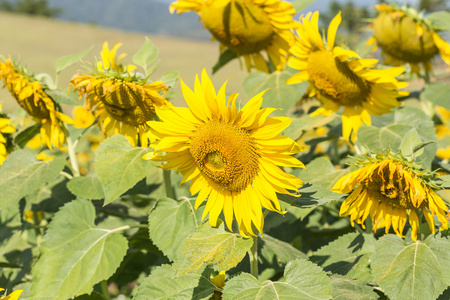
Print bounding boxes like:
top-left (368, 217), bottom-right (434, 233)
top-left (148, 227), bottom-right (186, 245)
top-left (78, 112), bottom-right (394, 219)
top-left (2, 0), bottom-right (450, 299)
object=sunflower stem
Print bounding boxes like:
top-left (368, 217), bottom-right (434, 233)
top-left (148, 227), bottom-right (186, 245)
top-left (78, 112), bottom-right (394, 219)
top-left (163, 169), bottom-right (176, 199)
top-left (67, 136), bottom-right (80, 177)
top-left (100, 280), bottom-right (110, 300)
top-left (249, 235), bottom-right (259, 279)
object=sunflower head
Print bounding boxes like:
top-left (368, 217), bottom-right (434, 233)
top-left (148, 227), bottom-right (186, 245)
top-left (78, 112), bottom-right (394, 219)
top-left (370, 3), bottom-right (450, 77)
top-left (333, 151), bottom-right (449, 241)
top-left (170, 0), bottom-right (297, 72)
top-left (0, 105), bottom-right (15, 165)
top-left (70, 42), bottom-right (169, 146)
top-left (143, 69), bottom-right (304, 236)
top-left (287, 11), bottom-right (408, 142)
top-left (0, 58), bottom-right (72, 150)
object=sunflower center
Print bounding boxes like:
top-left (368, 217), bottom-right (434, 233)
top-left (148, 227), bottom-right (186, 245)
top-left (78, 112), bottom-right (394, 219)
top-left (201, 0), bottom-right (274, 55)
top-left (363, 162), bottom-right (423, 209)
top-left (18, 95), bottom-right (51, 120)
top-left (95, 81), bottom-right (155, 126)
top-left (307, 50), bottom-right (370, 106)
top-left (190, 119), bottom-right (259, 192)
top-left (373, 13), bottom-right (438, 63)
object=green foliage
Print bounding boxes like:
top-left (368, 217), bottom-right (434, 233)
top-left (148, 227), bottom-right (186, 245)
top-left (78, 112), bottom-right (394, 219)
top-left (13, 123), bottom-right (40, 148)
top-left (160, 71), bottom-right (180, 88)
top-left (297, 157), bottom-right (351, 189)
top-left (330, 276), bottom-right (378, 300)
top-left (132, 37), bottom-right (159, 75)
top-left (222, 259), bottom-right (332, 300)
top-left (371, 235), bottom-right (450, 300)
top-left (292, 0), bottom-right (316, 12)
top-left (212, 49), bottom-right (238, 74)
top-left (423, 82), bottom-right (450, 110)
top-left (46, 89), bottom-right (80, 106)
top-left (55, 46), bottom-right (92, 74)
top-left (31, 199), bottom-right (128, 300)
top-left (0, 150), bottom-right (66, 209)
top-left (427, 11), bottom-right (450, 30)
top-left (66, 175), bottom-right (105, 200)
top-left (176, 222), bottom-right (253, 275)
top-left (95, 134), bottom-right (156, 204)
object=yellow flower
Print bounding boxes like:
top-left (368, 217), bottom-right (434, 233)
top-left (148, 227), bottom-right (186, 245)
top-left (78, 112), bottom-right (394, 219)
top-left (369, 3), bottom-right (450, 77)
top-left (143, 70), bottom-right (304, 236)
top-left (0, 105), bottom-right (15, 165)
top-left (70, 42), bottom-right (169, 146)
top-left (287, 12), bottom-right (409, 142)
top-left (0, 288), bottom-right (22, 300)
top-left (211, 271), bottom-right (226, 288)
top-left (0, 58), bottom-right (73, 150)
top-left (170, 0), bottom-right (297, 73)
top-left (73, 106), bottom-right (95, 129)
top-left (332, 152), bottom-right (449, 241)
top-left (435, 106), bottom-right (450, 159)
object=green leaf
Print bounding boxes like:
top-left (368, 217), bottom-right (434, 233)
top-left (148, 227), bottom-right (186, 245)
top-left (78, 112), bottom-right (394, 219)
top-left (278, 183), bottom-right (345, 210)
top-left (283, 114), bottom-right (335, 141)
top-left (46, 89), bottom-right (80, 106)
top-left (55, 46), bottom-right (92, 73)
top-left (427, 11), bottom-right (450, 31)
top-left (35, 73), bottom-right (56, 90)
top-left (311, 232), bottom-right (376, 281)
top-left (160, 71), bottom-right (180, 88)
top-left (14, 123), bottom-right (41, 148)
top-left (212, 49), bottom-right (238, 74)
top-left (297, 157), bottom-right (351, 190)
top-left (243, 70), bottom-right (308, 116)
top-left (222, 259), bottom-right (332, 300)
top-left (423, 82), bottom-right (450, 110)
top-left (330, 276), bottom-right (378, 300)
top-left (292, 0), bottom-right (316, 12)
top-left (95, 134), bottom-right (156, 205)
top-left (0, 150), bottom-right (66, 209)
top-left (31, 199), bottom-right (128, 300)
top-left (176, 221), bottom-right (253, 275)
top-left (371, 234), bottom-right (450, 300)
top-left (134, 264), bottom-right (215, 300)
top-left (148, 197), bottom-right (203, 261)
top-left (67, 176), bottom-right (105, 200)
top-left (260, 234), bottom-right (307, 263)
top-left (399, 128), bottom-right (422, 158)
top-left (132, 37), bottom-right (158, 72)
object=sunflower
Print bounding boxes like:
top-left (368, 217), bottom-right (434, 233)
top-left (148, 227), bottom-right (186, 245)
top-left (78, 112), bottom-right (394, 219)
top-left (0, 288), bottom-right (22, 300)
top-left (169, 0), bottom-right (297, 73)
top-left (143, 70), bottom-right (304, 236)
top-left (369, 3), bottom-right (450, 78)
top-left (0, 58), bottom-right (72, 150)
top-left (332, 151), bottom-right (449, 241)
top-left (287, 12), bottom-right (409, 143)
top-left (434, 106), bottom-right (450, 159)
top-left (70, 42), bottom-right (169, 147)
top-left (0, 104), bottom-right (15, 165)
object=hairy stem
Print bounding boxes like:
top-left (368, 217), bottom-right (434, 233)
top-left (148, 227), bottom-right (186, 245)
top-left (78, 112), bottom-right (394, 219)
top-left (249, 235), bottom-right (259, 279)
top-left (163, 169), bottom-right (176, 199)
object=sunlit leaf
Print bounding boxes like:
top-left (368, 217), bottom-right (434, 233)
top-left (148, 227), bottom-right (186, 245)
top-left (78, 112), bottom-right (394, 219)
top-left (14, 124), bottom-right (41, 148)
top-left (292, 0), bottom-right (316, 12)
top-left (160, 71), bottom-right (180, 88)
top-left (132, 37), bottom-right (158, 72)
top-left (222, 259), bottom-right (332, 300)
top-left (427, 11), bottom-right (450, 31)
top-left (297, 157), bottom-right (351, 190)
top-left (176, 221), bottom-right (253, 275)
top-left (67, 176), bottom-right (105, 200)
top-left (283, 114), bottom-right (335, 141)
top-left (46, 89), bottom-right (80, 106)
top-left (371, 235), bottom-right (450, 300)
top-left (330, 276), bottom-right (378, 300)
top-left (95, 134), bottom-right (156, 204)
top-left (55, 46), bottom-right (92, 73)
top-left (423, 82), bottom-right (450, 110)
top-left (278, 183), bottom-right (345, 210)
top-left (31, 199), bottom-right (128, 300)
top-left (148, 197), bottom-right (203, 261)
top-left (399, 128), bottom-right (423, 158)
top-left (134, 264), bottom-right (215, 300)
top-left (0, 150), bottom-right (66, 209)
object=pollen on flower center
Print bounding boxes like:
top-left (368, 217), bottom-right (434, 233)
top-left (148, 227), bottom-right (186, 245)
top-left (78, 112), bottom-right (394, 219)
top-left (190, 119), bottom-right (259, 192)
top-left (200, 0), bottom-right (274, 54)
top-left (307, 50), bottom-right (370, 106)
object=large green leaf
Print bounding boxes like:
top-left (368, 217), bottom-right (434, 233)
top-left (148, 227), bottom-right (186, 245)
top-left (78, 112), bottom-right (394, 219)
top-left (222, 259), bottom-right (332, 300)
top-left (311, 232), bottom-right (376, 281)
top-left (423, 83), bottom-right (450, 110)
top-left (133, 264), bottom-right (215, 300)
top-left (0, 150), bottom-right (66, 209)
top-left (148, 197), bottom-right (203, 261)
top-left (55, 46), bottom-right (92, 73)
top-left (260, 234), bottom-right (307, 264)
top-left (132, 37), bottom-right (158, 73)
top-left (427, 11), bottom-right (450, 31)
top-left (282, 114), bottom-right (335, 141)
top-left (330, 276), bottom-right (378, 300)
top-left (67, 175), bottom-right (105, 200)
top-left (176, 221), bottom-right (253, 275)
top-left (297, 157), bottom-right (351, 190)
top-left (278, 183), bottom-right (345, 210)
top-left (95, 134), bottom-right (156, 204)
top-left (31, 199), bottom-right (128, 300)
top-left (243, 70), bottom-right (308, 116)
top-left (371, 234), bottom-right (450, 300)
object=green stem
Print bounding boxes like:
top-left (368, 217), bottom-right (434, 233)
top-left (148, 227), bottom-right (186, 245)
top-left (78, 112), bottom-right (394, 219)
top-left (249, 235), bottom-right (259, 279)
top-left (67, 136), bottom-right (80, 177)
top-left (163, 169), bottom-right (176, 199)
top-left (101, 280), bottom-right (110, 300)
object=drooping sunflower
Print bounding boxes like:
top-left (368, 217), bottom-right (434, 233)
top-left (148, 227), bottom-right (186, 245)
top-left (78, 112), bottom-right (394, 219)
top-left (0, 58), bottom-right (72, 150)
top-left (287, 12), bottom-right (409, 142)
top-left (368, 3), bottom-right (450, 78)
top-left (70, 42), bottom-right (169, 147)
top-left (169, 0), bottom-right (297, 73)
top-left (143, 70), bottom-right (304, 236)
top-left (0, 104), bottom-right (15, 165)
top-left (332, 151), bottom-right (449, 241)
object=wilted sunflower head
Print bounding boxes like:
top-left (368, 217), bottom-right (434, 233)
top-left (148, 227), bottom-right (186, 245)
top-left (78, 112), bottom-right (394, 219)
top-left (369, 3), bottom-right (450, 77)
top-left (287, 11), bottom-right (409, 142)
top-left (170, 0), bottom-right (297, 73)
top-left (0, 58), bottom-right (72, 150)
top-left (70, 42), bottom-right (169, 147)
top-left (333, 151), bottom-right (449, 241)
top-left (143, 69), bottom-right (305, 237)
